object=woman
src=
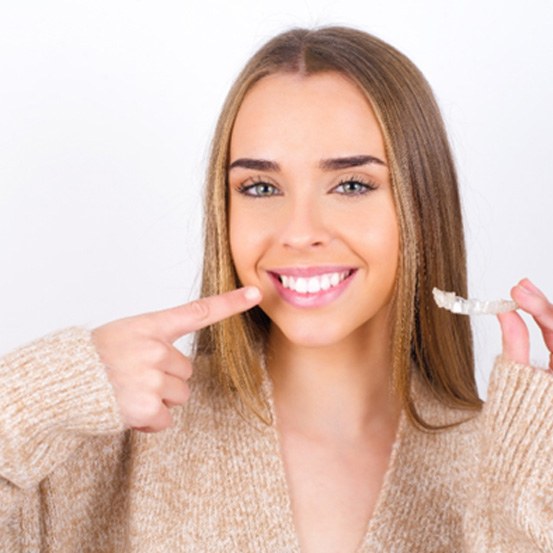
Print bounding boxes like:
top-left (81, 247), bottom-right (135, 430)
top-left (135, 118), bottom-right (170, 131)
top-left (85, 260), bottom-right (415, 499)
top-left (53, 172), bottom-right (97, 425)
top-left (1, 27), bottom-right (552, 552)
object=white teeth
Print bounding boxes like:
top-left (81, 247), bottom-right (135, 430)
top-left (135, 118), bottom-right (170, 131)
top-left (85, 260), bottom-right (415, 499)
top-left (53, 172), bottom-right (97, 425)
top-left (278, 271), bottom-right (351, 294)
top-left (296, 277), bottom-right (308, 293)
top-left (307, 277), bottom-right (321, 293)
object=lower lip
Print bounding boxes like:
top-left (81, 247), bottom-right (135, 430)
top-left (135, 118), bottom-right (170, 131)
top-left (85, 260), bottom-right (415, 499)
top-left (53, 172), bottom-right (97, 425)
top-left (269, 270), bottom-right (357, 308)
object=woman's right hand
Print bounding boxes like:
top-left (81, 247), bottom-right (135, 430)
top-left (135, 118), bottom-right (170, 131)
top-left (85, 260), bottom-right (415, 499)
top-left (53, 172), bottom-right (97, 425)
top-left (91, 286), bottom-right (262, 433)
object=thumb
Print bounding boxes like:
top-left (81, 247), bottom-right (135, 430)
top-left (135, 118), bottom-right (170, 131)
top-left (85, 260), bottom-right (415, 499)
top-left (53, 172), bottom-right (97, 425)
top-left (497, 310), bottom-right (530, 365)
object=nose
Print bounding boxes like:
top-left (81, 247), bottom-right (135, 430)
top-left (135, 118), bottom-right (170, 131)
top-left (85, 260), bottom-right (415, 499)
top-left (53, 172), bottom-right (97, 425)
top-left (278, 199), bottom-right (331, 250)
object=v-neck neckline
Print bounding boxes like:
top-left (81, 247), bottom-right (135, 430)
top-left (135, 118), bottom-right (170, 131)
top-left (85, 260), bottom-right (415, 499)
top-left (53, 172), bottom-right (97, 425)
top-left (258, 368), bottom-right (407, 553)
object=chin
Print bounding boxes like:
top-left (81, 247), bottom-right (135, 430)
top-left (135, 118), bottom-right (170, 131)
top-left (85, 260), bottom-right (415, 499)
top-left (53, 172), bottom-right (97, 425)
top-left (273, 320), bottom-right (351, 349)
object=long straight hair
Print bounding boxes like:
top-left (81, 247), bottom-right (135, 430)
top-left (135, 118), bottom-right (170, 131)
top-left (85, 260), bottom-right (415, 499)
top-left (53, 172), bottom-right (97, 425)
top-left (194, 27), bottom-right (482, 431)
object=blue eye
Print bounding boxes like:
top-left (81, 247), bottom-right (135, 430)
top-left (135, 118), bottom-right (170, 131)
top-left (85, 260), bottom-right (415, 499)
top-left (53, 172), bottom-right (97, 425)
top-left (237, 182), bottom-right (281, 197)
top-left (333, 179), bottom-right (377, 195)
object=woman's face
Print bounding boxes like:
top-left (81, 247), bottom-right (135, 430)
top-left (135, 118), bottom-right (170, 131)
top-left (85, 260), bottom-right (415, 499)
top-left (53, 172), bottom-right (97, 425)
top-left (228, 71), bottom-right (399, 348)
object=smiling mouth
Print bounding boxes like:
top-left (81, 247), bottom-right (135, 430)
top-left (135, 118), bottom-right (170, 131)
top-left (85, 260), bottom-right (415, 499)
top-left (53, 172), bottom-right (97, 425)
top-left (270, 269), bottom-right (356, 295)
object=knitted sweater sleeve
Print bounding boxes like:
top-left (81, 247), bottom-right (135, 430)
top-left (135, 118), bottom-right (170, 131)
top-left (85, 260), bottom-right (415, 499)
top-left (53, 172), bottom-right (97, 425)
top-left (0, 327), bottom-right (125, 527)
top-left (463, 357), bottom-right (553, 551)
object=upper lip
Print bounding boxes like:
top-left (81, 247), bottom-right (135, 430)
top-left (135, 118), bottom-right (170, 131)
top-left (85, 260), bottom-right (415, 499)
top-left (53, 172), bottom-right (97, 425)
top-left (267, 266), bottom-right (357, 277)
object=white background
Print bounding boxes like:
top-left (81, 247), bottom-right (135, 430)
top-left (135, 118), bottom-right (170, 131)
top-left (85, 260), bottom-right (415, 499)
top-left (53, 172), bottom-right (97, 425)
top-left (0, 0), bottom-right (551, 397)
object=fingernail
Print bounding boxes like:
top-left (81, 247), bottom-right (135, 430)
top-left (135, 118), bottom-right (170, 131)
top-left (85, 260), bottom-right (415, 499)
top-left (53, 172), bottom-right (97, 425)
top-left (519, 279), bottom-right (541, 295)
top-left (518, 283), bottom-right (532, 295)
top-left (244, 286), bottom-right (261, 301)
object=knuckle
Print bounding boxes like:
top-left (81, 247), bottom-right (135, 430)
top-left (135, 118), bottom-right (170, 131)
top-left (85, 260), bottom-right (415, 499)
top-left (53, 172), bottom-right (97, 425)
top-left (163, 377), bottom-right (191, 408)
top-left (146, 342), bottom-right (170, 365)
top-left (146, 370), bottom-right (165, 394)
top-left (177, 382), bottom-right (191, 403)
top-left (149, 408), bottom-right (172, 432)
top-left (162, 412), bottom-right (174, 431)
top-left (188, 299), bottom-right (210, 321)
top-left (180, 358), bottom-right (193, 379)
top-left (120, 393), bottom-right (157, 427)
top-left (140, 393), bottom-right (164, 419)
top-left (183, 384), bottom-right (191, 403)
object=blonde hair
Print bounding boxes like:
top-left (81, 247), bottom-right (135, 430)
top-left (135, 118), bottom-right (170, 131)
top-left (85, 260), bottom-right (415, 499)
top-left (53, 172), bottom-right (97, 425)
top-left (194, 26), bottom-right (482, 431)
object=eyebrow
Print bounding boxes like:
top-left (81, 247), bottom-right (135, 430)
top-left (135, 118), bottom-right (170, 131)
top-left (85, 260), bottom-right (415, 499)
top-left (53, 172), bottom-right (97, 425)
top-left (228, 154), bottom-right (386, 172)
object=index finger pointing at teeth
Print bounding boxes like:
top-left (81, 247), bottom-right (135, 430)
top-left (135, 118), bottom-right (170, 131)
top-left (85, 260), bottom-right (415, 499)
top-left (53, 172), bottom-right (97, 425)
top-left (149, 286), bottom-right (262, 343)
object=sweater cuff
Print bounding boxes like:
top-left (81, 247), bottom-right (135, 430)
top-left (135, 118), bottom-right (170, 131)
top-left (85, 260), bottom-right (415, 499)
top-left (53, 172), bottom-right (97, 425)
top-left (0, 327), bottom-right (125, 487)
top-left (483, 356), bottom-right (553, 490)
top-left (1, 326), bottom-right (125, 435)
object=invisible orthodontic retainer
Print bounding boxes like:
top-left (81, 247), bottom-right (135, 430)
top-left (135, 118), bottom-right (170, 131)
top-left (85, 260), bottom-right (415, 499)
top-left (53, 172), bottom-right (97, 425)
top-left (432, 287), bottom-right (518, 316)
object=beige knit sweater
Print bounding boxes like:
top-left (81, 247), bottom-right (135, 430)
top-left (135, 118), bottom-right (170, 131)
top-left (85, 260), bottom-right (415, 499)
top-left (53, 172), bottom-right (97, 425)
top-left (1, 327), bottom-right (553, 552)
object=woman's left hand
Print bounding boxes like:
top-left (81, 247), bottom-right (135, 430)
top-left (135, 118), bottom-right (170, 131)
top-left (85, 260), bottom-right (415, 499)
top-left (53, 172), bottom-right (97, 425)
top-left (497, 278), bottom-right (553, 370)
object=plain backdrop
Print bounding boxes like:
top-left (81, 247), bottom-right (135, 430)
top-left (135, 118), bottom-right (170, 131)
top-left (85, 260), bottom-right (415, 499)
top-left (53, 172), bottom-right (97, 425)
top-left (0, 0), bottom-right (551, 398)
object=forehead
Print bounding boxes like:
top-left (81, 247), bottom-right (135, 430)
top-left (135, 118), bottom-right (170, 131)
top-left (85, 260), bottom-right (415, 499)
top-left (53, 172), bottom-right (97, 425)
top-left (230, 71), bottom-right (386, 163)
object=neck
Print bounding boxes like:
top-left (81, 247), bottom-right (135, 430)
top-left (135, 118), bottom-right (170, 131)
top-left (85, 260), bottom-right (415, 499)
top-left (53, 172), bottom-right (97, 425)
top-left (266, 320), bottom-right (400, 443)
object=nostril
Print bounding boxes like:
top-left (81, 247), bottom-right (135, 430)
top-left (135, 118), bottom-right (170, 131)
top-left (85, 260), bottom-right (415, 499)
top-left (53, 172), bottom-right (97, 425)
top-left (281, 233), bottom-right (329, 248)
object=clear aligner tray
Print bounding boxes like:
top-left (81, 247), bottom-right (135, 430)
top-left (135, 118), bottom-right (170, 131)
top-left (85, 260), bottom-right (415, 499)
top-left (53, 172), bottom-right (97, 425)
top-left (432, 287), bottom-right (518, 315)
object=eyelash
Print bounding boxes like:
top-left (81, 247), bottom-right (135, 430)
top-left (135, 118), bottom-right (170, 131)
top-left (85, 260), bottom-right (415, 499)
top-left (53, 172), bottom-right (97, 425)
top-left (235, 175), bottom-right (378, 198)
top-left (334, 176), bottom-right (378, 195)
top-left (235, 180), bottom-right (281, 198)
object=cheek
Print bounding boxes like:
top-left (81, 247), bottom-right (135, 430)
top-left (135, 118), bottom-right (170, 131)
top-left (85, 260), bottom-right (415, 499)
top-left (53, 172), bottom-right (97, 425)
top-left (228, 205), bottom-right (268, 280)
top-left (377, 218), bottom-right (400, 261)
top-left (374, 217), bottom-right (400, 277)
top-left (346, 202), bottom-right (399, 264)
